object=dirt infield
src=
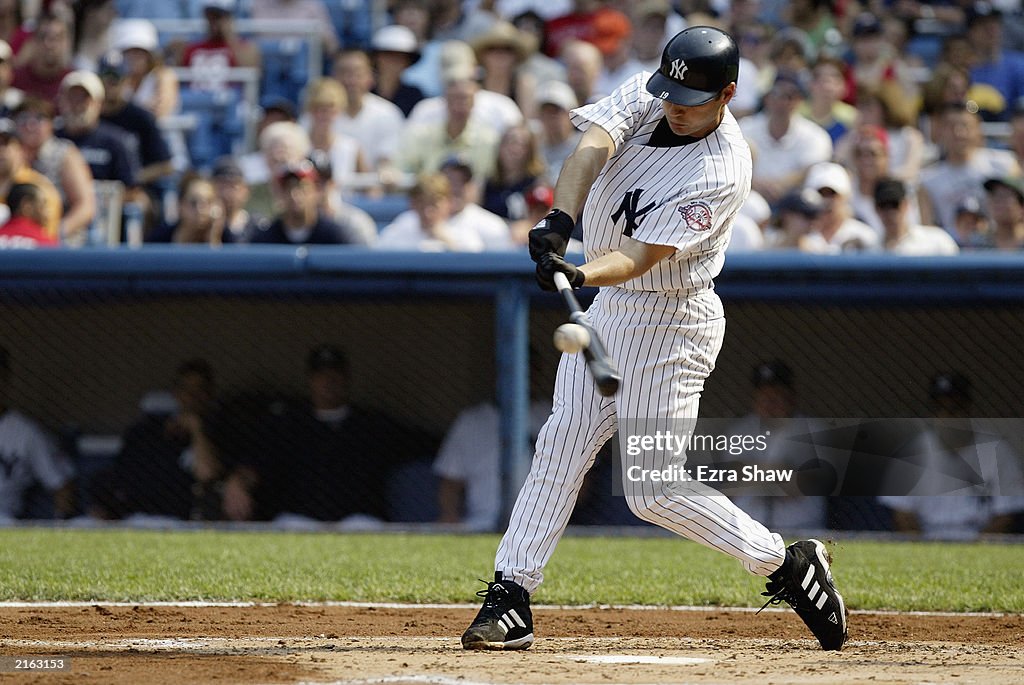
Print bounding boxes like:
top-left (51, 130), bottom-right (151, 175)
top-left (1, 604), bottom-right (1022, 684)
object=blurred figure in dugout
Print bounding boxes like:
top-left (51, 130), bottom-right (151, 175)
top-left (220, 345), bottom-right (430, 526)
top-left (725, 361), bottom-right (827, 532)
top-left (879, 373), bottom-right (1024, 540)
top-left (0, 345), bottom-right (75, 521)
top-left (88, 359), bottom-right (224, 521)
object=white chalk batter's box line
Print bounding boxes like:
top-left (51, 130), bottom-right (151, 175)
top-left (0, 600), bottom-right (1010, 618)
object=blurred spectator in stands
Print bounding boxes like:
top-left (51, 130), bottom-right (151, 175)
top-left (0, 117), bottom-right (62, 240)
top-left (482, 123), bottom-right (545, 220)
top-left (592, 9), bottom-right (641, 97)
top-left (406, 40), bottom-right (523, 138)
top-left (965, 1), bottom-right (1024, 121)
top-left (71, 0), bottom-right (117, 72)
top-left (739, 71), bottom-right (832, 205)
top-left (244, 119), bottom-right (310, 217)
top-left (111, 19), bottom-right (179, 120)
top-left (89, 359), bottom-right (222, 521)
top-left (98, 55), bottom-right (174, 199)
top-left (952, 195), bottom-right (992, 248)
top-left (561, 38), bottom-right (603, 104)
top-left (629, 0), bottom-right (674, 73)
top-left (430, 0), bottom-right (497, 44)
top-left (147, 174), bottom-right (225, 244)
top-left (13, 97), bottom-right (95, 245)
top-left (918, 104), bottom-right (1019, 234)
top-left (784, 0), bottom-right (836, 53)
top-left (248, 0), bottom-right (339, 57)
top-left (919, 61), bottom-right (976, 157)
top-left (237, 98), bottom-right (297, 185)
top-left (0, 182), bottom-right (57, 248)
top-left (0, 0), bottom-right (31, 61)
top-left (393, 0), bottom-right (445, 98)
top-left (981, 175), bottom-right (1024, 250)
top-left (331, 49), bottom-right (405, 173)
top-left (398, 67), bottom-right (500, 180)
top-left (728, 361), bottom-right (827, 530)
top-left (544, 0), bottom-right (623, 58)
top-left (439, 154), bottom-right (512, 250)
top-left (12, 14), bottom-right (73, 102)
top-left (251, 161), bottom-right (370, 245)
top-left (762, 187), bottom-right (824, 250)
top-left (179, 0), bottom-right (260, 89)
top-left (766, 28), bottom-right (814, 80)
top-left (0, 39), bottom-right (24, 115)
top-left (842, 124), bottom-right (921, 237)
top-left (306, 149), bottom-right (377, 245)
top-left (534, 80), bottom-right (579, 179)
top-left (731, 22), bottom-right (773, 118)
top-left (845, 12), bottom-right (917, 104)
top-left (838, 83), bottom-right (925, 183)
top-left (56, 70), bottom-right (135, 189)
top-left (874, 177), bottom-right (959, 255)
top-left (303, 77), bottom-right (368, 194)
top-left (378, 171), bottom-right (485, 251)
top-left (729, 189), bottom-right (769, 253)
top-left (880, 372), bottom-right (1024, 540)
top-left (508, 183), bottom-right (556, 247)
top-left (801, 162), bottom-right (879, 252)
top-left (510, 10), bottom-right (567, 86)
top-left (210, 156), bottom-right (264, 243)
top-left (801, 56), bottom-right (856, 144)
top-left (1011, 105), bottom-right (1024, 167)
top-left (370, 25), bottom-right (424, 117)
top-left (222, 344), bottom-right (427, 523)
top-left (472, 21), bottom-right (537, 118)
top-left (0, 345), bottom-right (74, 521)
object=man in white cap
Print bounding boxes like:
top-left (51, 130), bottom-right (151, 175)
top-left (57, 71), bottom-right (135, 188)
top-left (801, 161), bottom-right (878, 252)
top-left (534, 80), bottom-right (580, 178)
top-left (369, 25), bottom-right (424, 116)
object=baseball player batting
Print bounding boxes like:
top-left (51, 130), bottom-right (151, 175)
top-left (462, 27), bottom-right (847, 652)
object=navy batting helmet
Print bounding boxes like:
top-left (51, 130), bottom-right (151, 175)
top-left (646, 26), bottom-right (739, 106)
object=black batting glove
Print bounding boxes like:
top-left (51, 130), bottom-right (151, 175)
top-left (528, 209), bottom-right (575, 263)
top-left (536, 253), bottom-right (586, 292)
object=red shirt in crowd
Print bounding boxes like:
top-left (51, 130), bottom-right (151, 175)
top-left (0, 216), bottom-right (59, 249)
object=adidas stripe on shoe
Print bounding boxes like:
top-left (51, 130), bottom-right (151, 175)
top-left (461, 573), bottom-right (535, 650)
top-left (759, 539), bottom-right (848, 650)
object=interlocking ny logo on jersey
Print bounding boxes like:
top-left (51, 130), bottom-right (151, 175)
top-left (670, 58), bottom-right (688, 80)
top-left (611, 189), bottom-right (657, 237)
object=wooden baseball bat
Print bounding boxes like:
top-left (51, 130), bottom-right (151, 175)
top-left (552, 272), bottom-right (621, 397)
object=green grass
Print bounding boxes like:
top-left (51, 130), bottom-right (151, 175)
top-left (0, 529), bottom-right (1021, 612)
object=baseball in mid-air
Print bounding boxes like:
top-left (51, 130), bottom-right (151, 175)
top-left (553, 323), bottom-right (590, 353)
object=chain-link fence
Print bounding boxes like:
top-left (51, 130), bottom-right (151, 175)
top-left (2, 250), bottom-right (1023, 536)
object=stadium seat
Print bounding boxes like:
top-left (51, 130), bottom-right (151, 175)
top-left (117, 0), bottom-right (188, 20)
top-left (257, 37), bottom-right (310, 106)
top-left (325, 0), bottom-right (374, 50)
top-left (179, 87), bottom-right (248, 169)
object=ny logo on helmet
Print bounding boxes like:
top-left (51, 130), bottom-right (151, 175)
top-left (669, 58), bottom-right (688, 80)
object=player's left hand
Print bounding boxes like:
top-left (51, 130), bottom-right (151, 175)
top-left (536, 253), bottom-right (585, 291)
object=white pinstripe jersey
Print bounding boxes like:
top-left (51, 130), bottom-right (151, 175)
top-left (569, 72), bottom-right (752, 294)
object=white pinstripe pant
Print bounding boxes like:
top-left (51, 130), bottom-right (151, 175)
top-left (496, 287), bottom-right (787, 594)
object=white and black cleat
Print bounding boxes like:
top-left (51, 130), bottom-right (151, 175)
top-left (759, 539), bottom-right (848, 650)
top-left (462, 573), bottom-right (535, 650)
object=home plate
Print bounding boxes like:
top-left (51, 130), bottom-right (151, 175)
top-left (562, 655), bottom-right (712, 665)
